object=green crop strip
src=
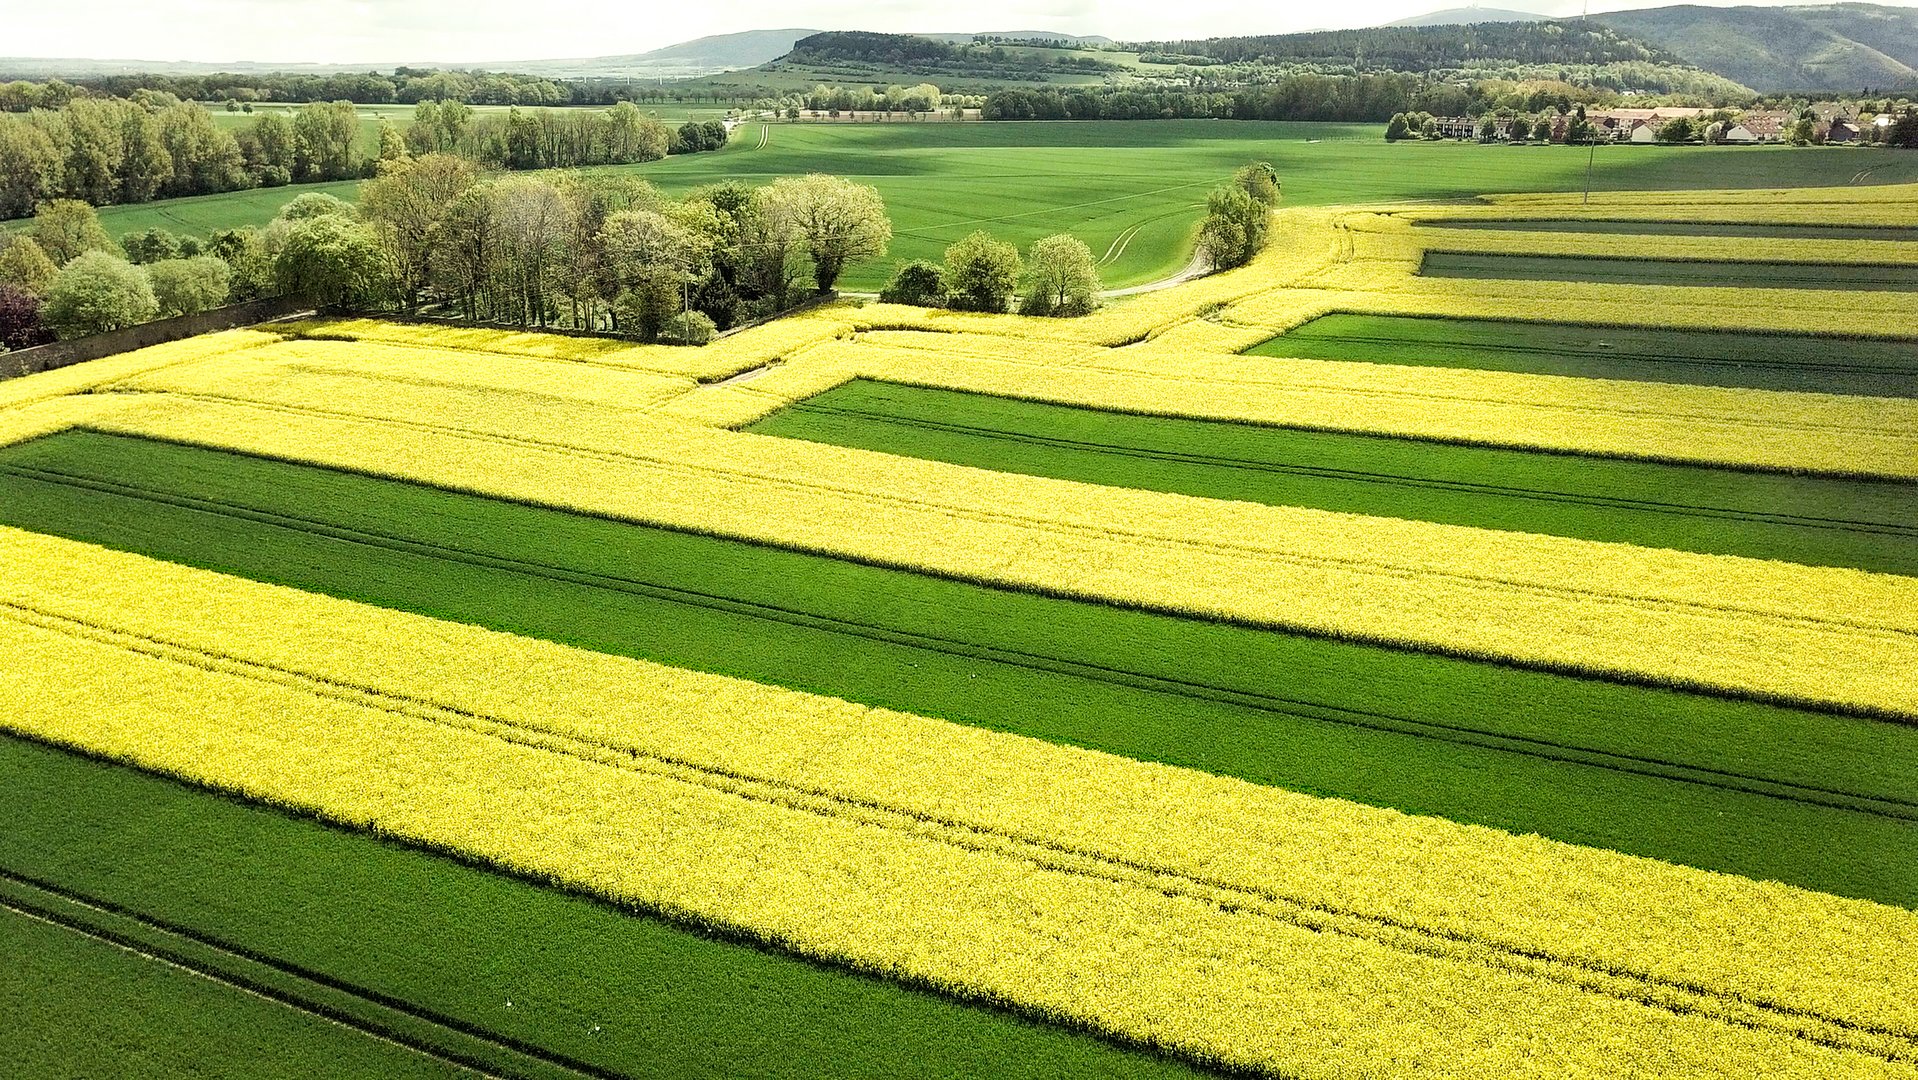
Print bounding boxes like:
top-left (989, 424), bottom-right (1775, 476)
top-left (1420, 220), bottom-right (1918, 241)
top-left (1, 430), bottom-right (1915, 908)
top-left (0, 733), bottom-right (1209, 1080)
top-left (0, 896), bottom-right (466, 1080)
top-left (743, 380), bottom-right (1918, 576)
top-left (1247, 313), bottom-right (1918, 397)
top-left (1420, 251), bottom-right (1918, 290)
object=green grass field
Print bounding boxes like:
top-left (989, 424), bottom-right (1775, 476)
top-left (1423, 219), bottom-right (1918, 241)
top-left (1248, 313), bottom-right (1918, 397)
top-left (743, 379), bottom-right (1918, 575)
top-left (1420, 250), bottom-right (1918, 290)
top-left (0, 734), bottom-right (1195, 1080)
top-left (84, 121), bottom-right (1918, 291)
top-left (1, 895), bottom-right (464, 1079)
top-left (1, 430), bottom-right (1913, 908)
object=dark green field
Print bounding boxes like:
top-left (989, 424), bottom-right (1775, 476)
top-left (742, 380), bottom-right (1918, 575)
top-left (1250, 313), bottom-right (1918, 397)
top-left (1421, 219), bottom-right (1918, 241)
top-left (1, 431), bottom-right (1913, 908)
top-left (0, 735), bottom-right (1194, 1079)
top-left (1, 897), bottom-right (464, 1080)
top-left (1420, 250), bottom-right (1918, 290)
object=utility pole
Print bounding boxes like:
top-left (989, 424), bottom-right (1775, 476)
top-left (1584, 138), bottom-right (1596, 204)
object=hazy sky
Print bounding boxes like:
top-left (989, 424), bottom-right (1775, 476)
top-left (5, 0), bottom-right (1911, 64)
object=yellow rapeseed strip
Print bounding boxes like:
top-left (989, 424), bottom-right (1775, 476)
top-left (684, 337), bottom-right (1918, 479)
top-left (0, 329), bottom-right (281, 411)
top-left (286, 313), bottom-right (852, 381)
top-left (4, 527), bottom-right (1915, 1078)
top-left (51, 389), bottom-right (1918, 719)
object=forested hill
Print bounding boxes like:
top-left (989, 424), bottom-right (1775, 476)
top-left (1590, 4), bottom-right (1918, 92)
top-left (1137, 22), bottom-right (1693, 69)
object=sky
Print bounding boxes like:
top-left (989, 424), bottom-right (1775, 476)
top-left (3, 0), bottom-right (1912, 65)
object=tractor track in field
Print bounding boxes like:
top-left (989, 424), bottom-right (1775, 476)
top-left (4, 461), bottom-right (1916, 828)
top-left (769, 401), bottom-right (1918, 542)
top-left (0, 870), bottom-right (617, 1080)
top-left (4, 598), bottom-right (1916, 1067)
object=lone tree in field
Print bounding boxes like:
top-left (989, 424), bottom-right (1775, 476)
top-left (1197, 182), bottom-right (1270, 272)
top-left (762, 174), bottom-right (891, 293)
top-left (40, 250), bottom-right (158, 338)
top-left (1018, 234), bottom-right (1100, 317)
top-left (943, 231), bottom-right (1021, 313)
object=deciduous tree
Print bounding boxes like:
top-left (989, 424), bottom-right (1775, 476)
top-left (761, 174), bottom-right (891, 292)
top-left (147, 255), bottom-right (231, 317)
top-left (41, 250), bottom-right (157, 337)
top-left (943, 231), bottom-right (1021, 313)
top-left (1018, 234), bottom-right (1100, 317)
top-left (30, 199), bottom-right (113, 265)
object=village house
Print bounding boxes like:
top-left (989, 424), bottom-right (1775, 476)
top-left (1738, 111), bottom-right (1791, 141)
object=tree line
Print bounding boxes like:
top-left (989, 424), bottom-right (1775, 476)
top-left (0, 95), bottom-right (727, 221)
top-left (1, 161), bottom-right (895, 349)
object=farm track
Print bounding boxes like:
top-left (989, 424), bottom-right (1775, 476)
top-left (4, 458), bottom-right (1914, 827)
top-left (768, 400), bottom-right (1918, 542)
top-left (4, 596), bottom-right (1916, 1067)
top-left (0, 870), bottom-right (609, 1080)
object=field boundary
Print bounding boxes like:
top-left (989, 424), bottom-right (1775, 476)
top-left (1, 298), bottom-right (312, 383)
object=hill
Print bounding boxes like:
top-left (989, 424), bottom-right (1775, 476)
top-left (492, 29), bottom-right (823, 78)
top-left (1132, 21), bottom-right (1752, 97)
top-left (1385, 6), bottom-right (1554, 27)
top-left (1590, 3), bottom-right (1918, 91)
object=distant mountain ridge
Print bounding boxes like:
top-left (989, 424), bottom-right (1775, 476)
top-left (1385, 7), bottom-right (1554, 27)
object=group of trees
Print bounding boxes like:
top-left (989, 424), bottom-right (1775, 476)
top-left (0, 200), bottom-right (238, 345)
top-left (1195, 163), bottom-right (1280, 272)
top-left (1, 94), bottom-right (735, 223)
top-left (0, 163), bottom-right (897, 349)
top-left (880, 231), bottom-right (1101, 317)
top-left (332, 160), bottom-right (890, 340)
top-left (399, 99), bottom-right (696, 171)
top-left (1, 71), bottom-right (572, 109)
top-left (0, 97), bottom-right (364, 218)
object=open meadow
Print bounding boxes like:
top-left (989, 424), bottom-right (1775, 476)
top-left (86, 119), bottom-right (1918, 290)
top-left (4, 168), bottom-right (1918, 1076)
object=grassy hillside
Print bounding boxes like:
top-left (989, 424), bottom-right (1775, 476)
top-left (1593, 3), bottom-right (1918, 91)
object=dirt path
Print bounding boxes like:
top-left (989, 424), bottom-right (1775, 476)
top-left (1101, 250), bottom-right (1213, 297)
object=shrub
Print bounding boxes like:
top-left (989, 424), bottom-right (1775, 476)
top-left (40, 250), bottom-right (157, 338)
top-left (879, 261), bottom-right (947, 307)
top-left (944, 231), bottom-right (1021, 313)
top-left (661, 310), bottom-right (718, 345)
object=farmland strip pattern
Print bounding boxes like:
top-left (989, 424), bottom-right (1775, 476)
top-left (746, 380), bottom-right (1918, 575)
top-left (3, 433), bottom-right (1915, 906)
